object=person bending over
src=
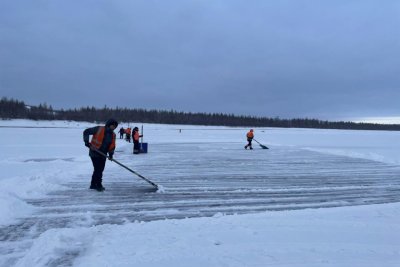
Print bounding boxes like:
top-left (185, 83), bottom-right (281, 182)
top-left (83, 119), bottom-right (118, 191)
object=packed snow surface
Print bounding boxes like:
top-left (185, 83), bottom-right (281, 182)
top-left (0, 119), bottom-right (399, 266)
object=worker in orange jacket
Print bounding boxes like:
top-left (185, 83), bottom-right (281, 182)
top-left (244, 129), bottom-right (254, 150)
top-left (132, 127), bottom-right (143, 154)
top-left (83, 119), bottom-right (118, 191)
top-left (125, 127), bottom-right (131, 143)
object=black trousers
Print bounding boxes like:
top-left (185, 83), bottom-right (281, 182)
top-left (246, 139), bottom-right (253, 148)
top-left (133, 141), bottom-right (140, 154)
top-left (90, 156), bottom-right (106, 186)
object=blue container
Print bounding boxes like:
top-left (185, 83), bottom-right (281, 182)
top-left (140, 142), bottom-right (148, 153)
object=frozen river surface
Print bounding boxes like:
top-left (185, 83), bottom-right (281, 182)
top-left (36, 143), bottom-right (400, 220)
top-left (2, 141), bottom-right (400, 266)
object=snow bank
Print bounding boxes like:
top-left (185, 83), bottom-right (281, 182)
top-left (13, 203), bottom-right (399, 267)
top-left (0, 120), bottom-right (94, 226)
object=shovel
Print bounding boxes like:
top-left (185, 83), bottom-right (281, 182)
top-left (89, 146), bottom-right (159, 189)
top-left (253, 139), bottom-right (269, 149)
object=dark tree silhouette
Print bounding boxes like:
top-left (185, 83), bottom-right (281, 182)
top-left (1, 97), bottom-right (399, 131)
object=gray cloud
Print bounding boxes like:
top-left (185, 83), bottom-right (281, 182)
top-left (1, 0), bottom-right (400, 120)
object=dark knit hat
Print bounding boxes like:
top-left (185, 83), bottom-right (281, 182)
top-left (105, 118), bottom-right (118, 128)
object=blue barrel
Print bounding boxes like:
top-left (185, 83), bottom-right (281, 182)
top-left (140, 143), bottom-right (148, 153)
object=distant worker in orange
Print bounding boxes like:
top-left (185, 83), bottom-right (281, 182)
top-left (244, 129), bottom-right (254, 150)
top-left (133, 127), bottom-right (143, 154)
top-left (125, 127), bottom-right (131, 143)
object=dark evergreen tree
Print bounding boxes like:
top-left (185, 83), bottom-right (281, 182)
top-left (1, 97), bottom-right (400, 130)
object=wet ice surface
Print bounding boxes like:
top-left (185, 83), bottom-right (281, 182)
top-left (1, 142), bottom-right (400, 266)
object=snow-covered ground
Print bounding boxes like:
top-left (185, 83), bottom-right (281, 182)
top-left (0, 119), bottom-right (399, 266)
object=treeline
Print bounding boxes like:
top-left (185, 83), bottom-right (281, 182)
top-left (1, 97), bottom-right (400, 130)
top-left (0, 97), bottom-right (56, 120)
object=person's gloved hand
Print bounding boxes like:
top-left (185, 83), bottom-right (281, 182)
top-left (108, 154), bottom-right (113, 160)
top-left (85, 141), bottom-right (91, 148)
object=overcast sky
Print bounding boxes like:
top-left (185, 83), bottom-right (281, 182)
top-left (1, 0), bottom-right (400, 120)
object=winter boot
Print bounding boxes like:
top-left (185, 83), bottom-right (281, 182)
top-left (89, 181), bottom-right (97, 190)
top-left (89, 184), bottom-right (97, 190)
top-left (97, 183), bottom-right (105, 192)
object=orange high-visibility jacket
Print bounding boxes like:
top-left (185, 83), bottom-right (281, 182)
top-left (246, 131), bottom-right (254, 139)
top-left (133, 131), bottom-right (140, 141)
top-left (125, 128), bottom-right (131, 135)
top-left (90, 126), bottom-right (116, 152)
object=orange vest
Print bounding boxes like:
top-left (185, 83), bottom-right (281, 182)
top-left (125, 128), bottom-right (131, 135)
top-left (90, 127), bottom-right (116, 152)
top-left (133, 131), bottom-right (140, 141)
top-left (246, 132), bottom-right (254, 138)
